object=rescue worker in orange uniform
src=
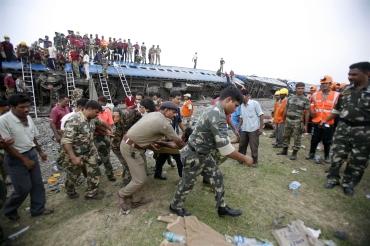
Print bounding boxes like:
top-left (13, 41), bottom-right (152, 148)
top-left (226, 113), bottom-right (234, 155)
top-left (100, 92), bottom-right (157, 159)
top-left (273, 88), bottom-right (288, 148)
top-left (306, 75), bottom-right (339, 163)
top-left (270, 90), bottom-right (281, 139)
top-left (181, 93), bottom-right (193, 127)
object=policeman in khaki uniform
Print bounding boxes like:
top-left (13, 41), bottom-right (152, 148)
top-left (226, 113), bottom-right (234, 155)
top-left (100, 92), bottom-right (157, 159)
top-left (117, 102), bottom-right (184, 214)
top-left (61, 100), bottom-right (104, 199)
top-left (325, 62), bottom-right (370, 196)
top-left (170, 86), bottom-right (253, 217)
top-left (277, 82), bottom-right (310, 160)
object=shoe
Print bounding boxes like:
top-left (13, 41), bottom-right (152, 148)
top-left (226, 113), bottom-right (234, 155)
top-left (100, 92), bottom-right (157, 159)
top-left (107, 175), bottom-right (117, 182)
top-left (217, 205), bottom-right (242, 217)
top-left (117, 192), bottom-right (131, 213)
top-left (251, 162), bottom-right (258, 168)
top-left (306, 153), bottom-right (315, 160)
top-left (277, 147), bottom-right (288, 155)
top-left (131, 197), bottom-right (153, 208)
top-left (324, 180), bottom-right (340, 189)
top-left (6, 213), bottom-right (20, 221)
top-left (31, 208), bottom-right (54, 217)
top-left (343, 186), bottom-right (354, 196)
top-left (85, 191), bottom-right (105, 200)
top-left (289, 150), bottom-right (298, 160)
top-left (202, 179), bottom-right (211, 185)
top-left (154, 175), bottom-right (167, 180)
top-left (169, 204), bottom-right (191, 217)
top-left (67, 192), bottom-right (80, 199)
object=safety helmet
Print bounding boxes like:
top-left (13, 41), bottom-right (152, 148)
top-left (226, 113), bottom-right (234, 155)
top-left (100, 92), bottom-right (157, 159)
top-left (320, 75), bottom-right (333, 84)
top-left (279, 88), bottom-right (289, 95)
top-left (274, 90), bottom-right (281, 96)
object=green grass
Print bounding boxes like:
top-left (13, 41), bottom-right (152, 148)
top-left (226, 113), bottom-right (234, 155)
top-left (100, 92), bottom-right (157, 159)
top-left (1, 133), bottom-right (370, 245)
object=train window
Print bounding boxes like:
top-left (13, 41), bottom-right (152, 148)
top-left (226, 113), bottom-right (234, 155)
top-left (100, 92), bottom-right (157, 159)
top-left (189, 71), bottom-right (193, 74)
top-left (200, 72), bottom-right (205, 75)
top-left (167, 69), bottom-right (173, 72)
top-left (129, 65), bottom-right (138, 69)
top-left (140, 67), bottom-right (147, 70)
top-left (174, 70), bottom-right (180, 72)
top-left (158, 68), bottom-right (165, 71)
top-left (150, 67), bottom-right (156, 70)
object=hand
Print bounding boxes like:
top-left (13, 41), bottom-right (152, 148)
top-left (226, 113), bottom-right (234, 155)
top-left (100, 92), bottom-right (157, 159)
top-left (304, 125), bottom-right (308, 133)
top-left (4, 138), bottom-right (15, 145)
top-left (39, 151), bottom-right (48, 162)
top-left (243, 155), bottom-right (254, 166)
top-left (22, 157), bottom-right (35, 170)
top-left (70, 156), bottom-right (82, 166)
top-left (149, 143), bottom-right (160, 151)
top-left (257, 129), bottom-right (263, 136)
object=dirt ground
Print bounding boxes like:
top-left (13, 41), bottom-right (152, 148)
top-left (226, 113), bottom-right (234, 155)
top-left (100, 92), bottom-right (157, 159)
top-left (1, 130), bottom-right (369, 246)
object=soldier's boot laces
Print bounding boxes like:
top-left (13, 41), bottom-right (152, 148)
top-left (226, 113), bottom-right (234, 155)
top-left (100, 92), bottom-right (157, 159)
top-left (289, 150), bottom-right (298, 160)
top-left (218, 205), bottom-right (242, 217)
top-left (277, 147), bottom-right (288, 155)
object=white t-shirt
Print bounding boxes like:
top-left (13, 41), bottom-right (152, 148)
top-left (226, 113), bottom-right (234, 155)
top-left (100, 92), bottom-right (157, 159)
top-left (48, 46), bottom-right (57, 59)
top-left (240, 99), bottom-right (264, 132)
top-left (83, 54), bottom-right (89, 64)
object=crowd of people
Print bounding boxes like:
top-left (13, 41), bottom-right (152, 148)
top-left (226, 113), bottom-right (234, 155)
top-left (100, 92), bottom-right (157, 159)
top-left (0, 62), bottom-right (369, 240)
top-left (0, 32), bottom-right (163, 78)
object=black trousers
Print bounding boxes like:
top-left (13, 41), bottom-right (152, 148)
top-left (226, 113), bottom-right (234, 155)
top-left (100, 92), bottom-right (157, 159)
top-left (3, 148), bottom-right (46, 217)
top-left (155, 153), bottom-right (183, 177)
top-left (309, 123), bottom-right (334, 158)
top-left (239, 130), bottom-right (259, 163)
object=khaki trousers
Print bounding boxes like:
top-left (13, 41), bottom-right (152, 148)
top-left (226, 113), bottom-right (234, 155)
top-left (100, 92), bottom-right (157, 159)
top-left (118, 142), bottom-right (146, 198)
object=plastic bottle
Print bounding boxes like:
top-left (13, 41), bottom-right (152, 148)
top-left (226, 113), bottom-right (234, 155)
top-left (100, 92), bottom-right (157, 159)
top-left (163, 231), bottom-right (186, 244)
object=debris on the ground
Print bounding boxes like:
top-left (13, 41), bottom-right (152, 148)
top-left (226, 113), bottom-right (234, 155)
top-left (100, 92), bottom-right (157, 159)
top-left (366, 193), bottom-right (370, 199)
top-left (288, 181), bottom-right (301, 190)
top-left (225, 234), bottom-right (273, 246)
top-left (272, 214), bottom-right (286, 228)
top-left (8, 226), bottom-right (30, 240)
top-left (299, 167), bottom-right (307, 172)
top-left (273, 220), bottom-right (332, 246)
top-left (291, 170), bottom-right (300, 174)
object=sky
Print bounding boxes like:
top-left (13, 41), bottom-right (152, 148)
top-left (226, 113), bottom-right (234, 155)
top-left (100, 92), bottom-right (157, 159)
top-left (1, 0), bottom-right (369, 84)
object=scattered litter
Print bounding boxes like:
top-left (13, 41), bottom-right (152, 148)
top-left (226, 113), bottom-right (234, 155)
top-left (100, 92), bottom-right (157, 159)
top-left (366, 193), bottom-right (370, 199)
top-left (300, 145), bottom-right (306, 149)
top-left (322, 240), bottom-right (337, 246)
top-left (334, 230), bottom-right (348, 241)
top-left (272, 214), bottom-right (286, 228)
top-left (47, 177), bottom-right (58, 185)
top-left (225, 234), bottom-right (272, 246)
top-left (291, 170), bottom-right (300, 174)
top-left (299, 167), bottom-right (307, 172)
top-left (163, 231), bottom-right (186, 243)
top-left (288, 181), bottom-right (301, 190)
top-left (273, 220), bottom-right (330, 246)
top-left (8, 226), bottom-right (30, 240)
top-left (52, 173), bottom-right (61, 178)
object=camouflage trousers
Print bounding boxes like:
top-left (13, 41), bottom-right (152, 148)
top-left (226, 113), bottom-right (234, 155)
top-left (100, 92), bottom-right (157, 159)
top-left (171, 145), bottom-right (226, 209)
top-left (282, 119), bottom-right (303, 151)
top-left (72, 60), bottom-right (80, 78)
top-left (327, 122), bottom-right (370, 188)
top-left (64, 147), bottom-right (101, 197)
top-left (102, 62), bottom-right (108, 78)
top-left (112, 146), bottom-right (132, 186)
top-left (95, 135), bottom-right (114, 178)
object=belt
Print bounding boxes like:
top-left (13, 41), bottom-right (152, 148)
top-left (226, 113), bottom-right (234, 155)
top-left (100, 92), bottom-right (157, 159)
top-left (122, 135), bottom-right (144, 149)
top-left (339, 118), bottom-right (370, 127)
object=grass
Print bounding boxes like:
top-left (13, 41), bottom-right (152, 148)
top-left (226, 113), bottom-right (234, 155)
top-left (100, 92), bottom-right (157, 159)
top-left (1, 132), bottom-right (370, 246)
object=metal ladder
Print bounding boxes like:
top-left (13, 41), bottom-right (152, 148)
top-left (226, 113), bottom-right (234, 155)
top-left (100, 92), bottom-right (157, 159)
top-left (65, 69), bottom-right (76, 104)
top-left (113, 62), bottom-right (132, 97)
top-left (21, 59), bottom-right (38, 118)
top-left (98, 72), bottom-right (112, 103)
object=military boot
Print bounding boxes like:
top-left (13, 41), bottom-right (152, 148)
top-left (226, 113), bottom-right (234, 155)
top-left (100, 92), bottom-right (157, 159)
top-left (289, 150), bottom-right (298, 160)
top-left (218, 205), bottom-right (242, 217)
top-left (305, 152), bottom-right (315, 160)
top-left (277, 147), bottom-right (288, 155)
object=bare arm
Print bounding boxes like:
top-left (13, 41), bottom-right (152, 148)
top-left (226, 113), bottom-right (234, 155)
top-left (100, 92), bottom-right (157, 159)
top-left (63, 143), bottom-right (81, 165)
top-left (227, 150), bottom-right (253, 166)
top-left (50, 121), bottom-right (61, 142)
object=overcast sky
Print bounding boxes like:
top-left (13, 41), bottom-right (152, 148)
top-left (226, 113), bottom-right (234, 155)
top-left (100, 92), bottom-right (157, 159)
top-left (1, 0), bottom-right (369, 83)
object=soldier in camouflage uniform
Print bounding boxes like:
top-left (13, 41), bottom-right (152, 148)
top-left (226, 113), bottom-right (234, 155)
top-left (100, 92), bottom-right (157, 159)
top-left (170, 86), bottom-right (253, 217)
top-left (112, 106), bottom-right (142, 186)
top-left (277, 82), bottom-right (310, 160)
top-left (94, 96), bottom-right (115, 181)
top-left (70, 88), bottom-right (84, 107)
top-left (61, 100), bottom-right (103, 199)
top-left (325, 62), bottom-right (370, 196)
top-left (99, 46), bottom-right (110, 79)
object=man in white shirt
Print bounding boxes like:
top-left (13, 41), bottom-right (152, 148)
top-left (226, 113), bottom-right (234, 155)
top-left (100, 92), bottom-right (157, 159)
top-left (0, 94), bottom-right (53, 221)
top-left (60, 98), bottom-right (89, 131)
top-left (192, 52), bottom-right (198, 69)
top-left (238, 91), bottom-right (264, 166)
top-left (83, 52), bottom-right (90, 80)
top-left (47, 43), bottom-right (57, 70)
